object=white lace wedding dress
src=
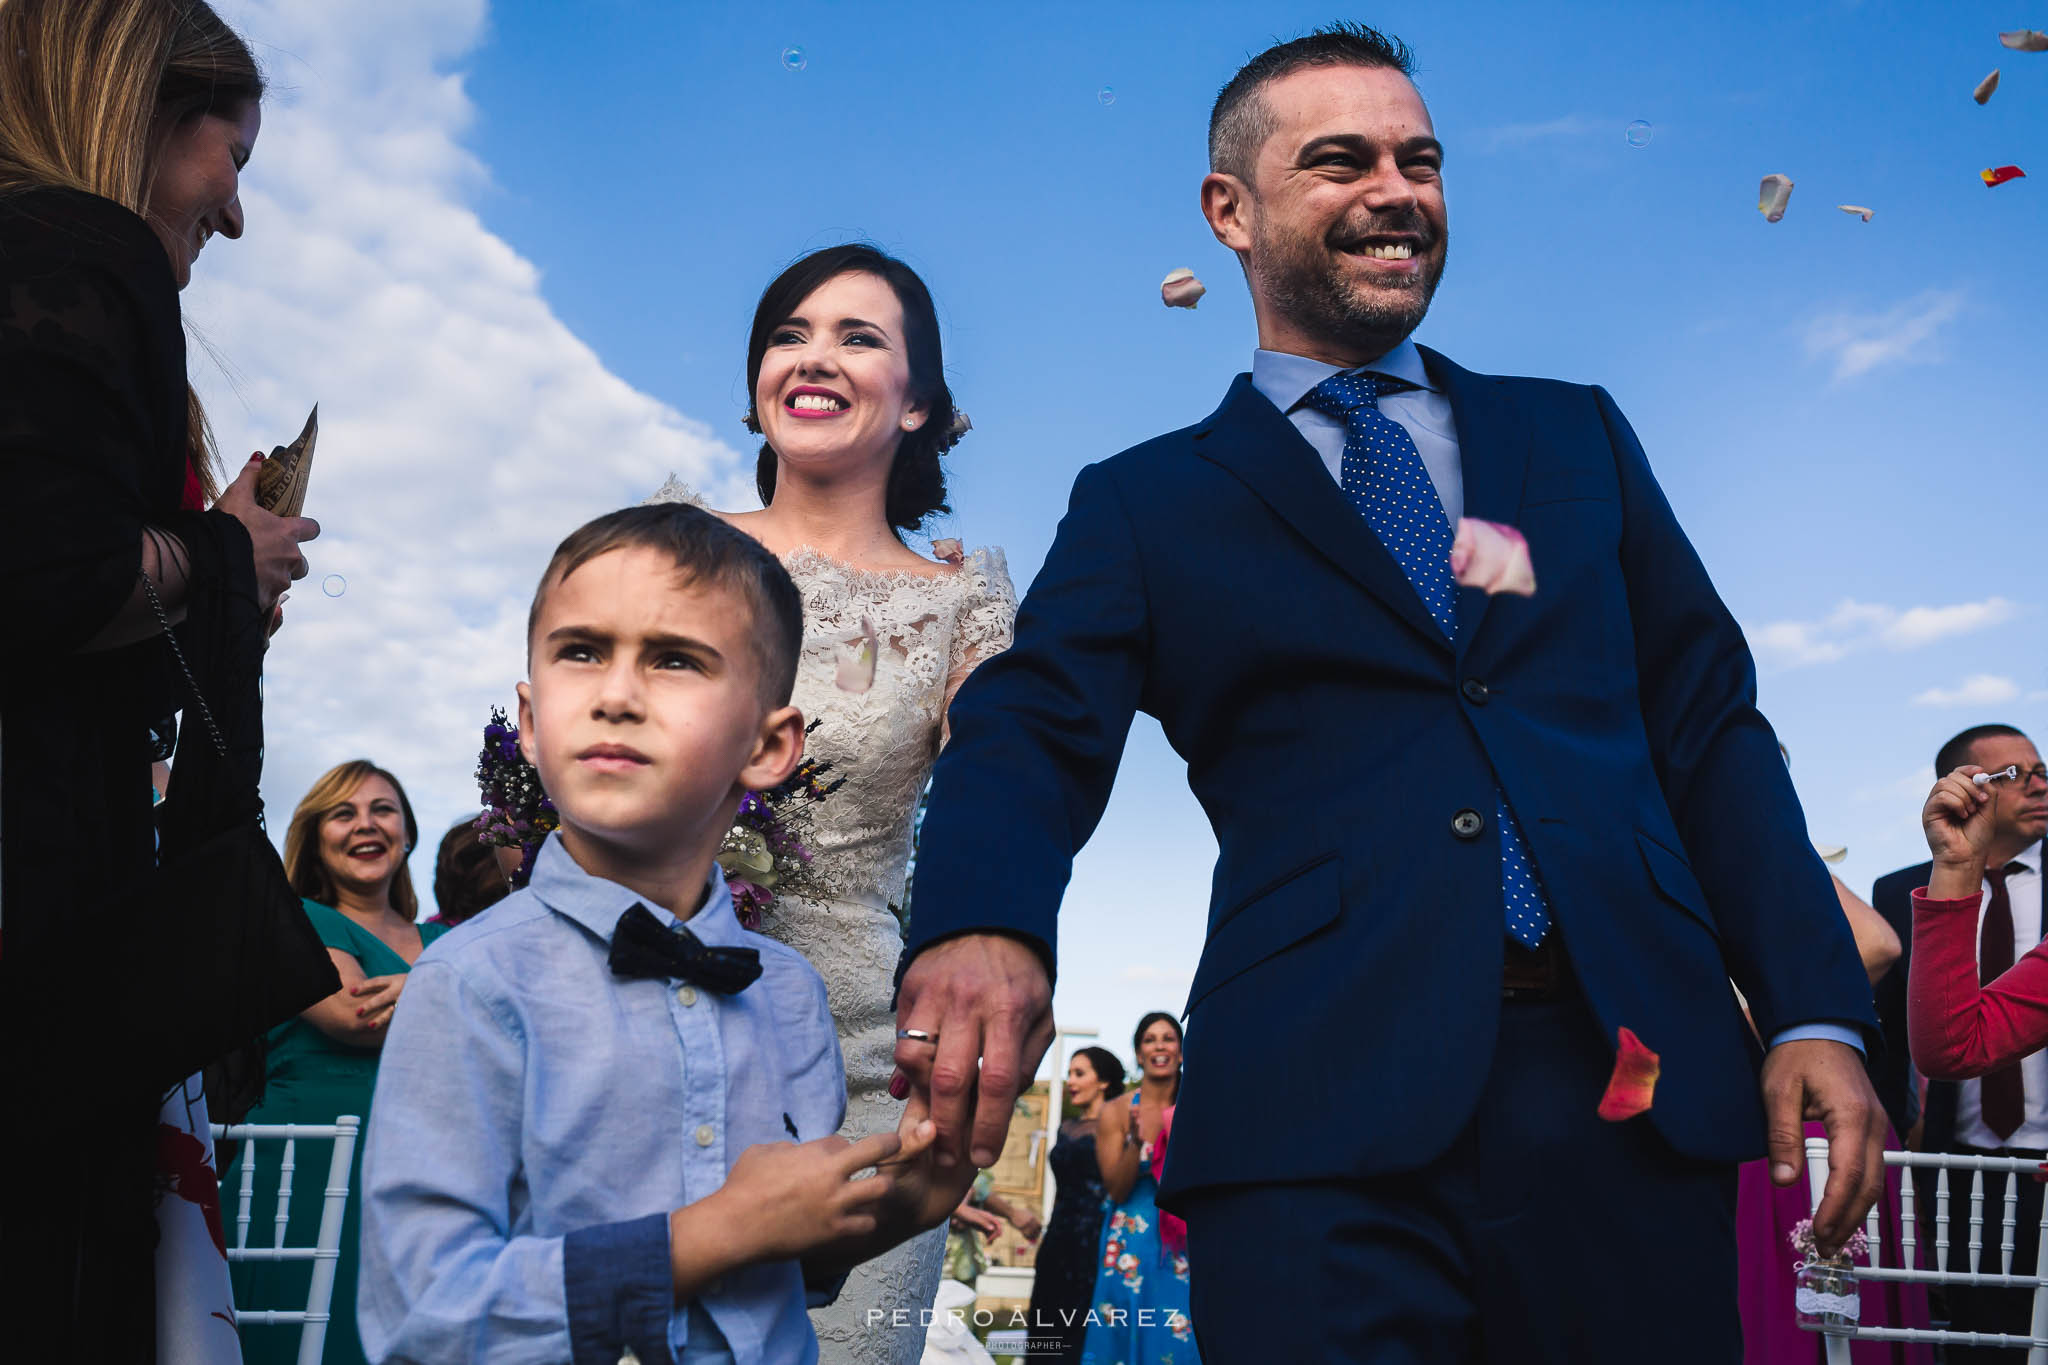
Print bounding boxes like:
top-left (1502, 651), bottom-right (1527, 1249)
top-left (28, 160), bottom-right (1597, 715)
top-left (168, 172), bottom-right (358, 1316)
top-left (646, 477), bottom-right (1017, 1365)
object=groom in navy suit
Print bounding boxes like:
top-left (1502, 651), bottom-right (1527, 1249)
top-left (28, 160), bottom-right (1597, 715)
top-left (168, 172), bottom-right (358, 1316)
top-left (891, 24), bottom-right (1886, 1361)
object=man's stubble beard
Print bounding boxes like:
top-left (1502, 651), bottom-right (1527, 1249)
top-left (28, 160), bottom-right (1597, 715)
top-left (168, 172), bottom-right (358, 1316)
top-left (1250, 213), bottom-right (1448, 359)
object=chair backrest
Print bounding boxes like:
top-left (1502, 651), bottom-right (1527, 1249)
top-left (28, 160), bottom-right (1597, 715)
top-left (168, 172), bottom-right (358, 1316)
top-left (1802, 1135), bottom-right (2048, 1363)
top-left (211, 1116), bottom-right (361, 1365)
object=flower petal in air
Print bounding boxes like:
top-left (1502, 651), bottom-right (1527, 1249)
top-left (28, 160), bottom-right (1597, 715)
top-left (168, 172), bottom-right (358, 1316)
top-left (1161, 268), bottom-right (1207, 309)
top-left (835, 615), bottom-right (879, 693)
top-left (1835, 205), bottom-right (1874, 222)
top-left (930, 538), bottom-right (965, 566)
top-left (1758, 174), bottom-right (1794, 222)
top-left (1982, 165), bottom-right (2026, 187)
top-left (1999, 29), bottom-right (2048, 52)
top-left (1450, 518), bottom-right (1537, 597)
top-left (1976, 68), bottom-right (2001, 103)
top-left (1597, 1027), bottom-right (1662, 1121)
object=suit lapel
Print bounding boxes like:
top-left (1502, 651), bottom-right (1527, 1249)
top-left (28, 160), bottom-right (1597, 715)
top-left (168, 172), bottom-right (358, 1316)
top-left (1419, 346), bottom-right (1533, 660)
top-left (1191, 374), bottom-right (1451, 652)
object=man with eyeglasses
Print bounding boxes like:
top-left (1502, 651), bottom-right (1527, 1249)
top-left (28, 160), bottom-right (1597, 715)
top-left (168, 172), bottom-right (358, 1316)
top-left (1874, 722), bottom-right (2048, 1361)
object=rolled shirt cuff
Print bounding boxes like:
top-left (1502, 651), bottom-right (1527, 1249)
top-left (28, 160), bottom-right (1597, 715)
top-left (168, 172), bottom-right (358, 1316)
top-left (564, 1211), bottom-right (676, 1365)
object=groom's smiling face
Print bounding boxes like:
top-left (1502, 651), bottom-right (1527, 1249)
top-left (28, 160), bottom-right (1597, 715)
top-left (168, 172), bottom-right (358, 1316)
top-left (1210, 63), bottom-right (1449, 365)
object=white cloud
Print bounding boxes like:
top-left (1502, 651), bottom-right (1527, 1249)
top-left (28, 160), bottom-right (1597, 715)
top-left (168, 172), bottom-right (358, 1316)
top-left (194, 1), bottom-right (755, 895)
top-left (1851, 768), bottom-right (1936, 806)
top-left (1803, 290), bottom-right (1965, 382)
top-left (1746, 596), bottom-right (2020, 672)
top-left (1471, 114), bottom-right (1603, 153)
top-left (1913, 675), bottom-right (2022, 708)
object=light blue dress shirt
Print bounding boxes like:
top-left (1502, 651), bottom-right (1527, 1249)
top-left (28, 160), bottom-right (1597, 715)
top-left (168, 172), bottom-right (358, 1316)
top-left (358, 836), bottom-right (847, 1365)
top-left (1249, 343), bottom-right (1862, 1057)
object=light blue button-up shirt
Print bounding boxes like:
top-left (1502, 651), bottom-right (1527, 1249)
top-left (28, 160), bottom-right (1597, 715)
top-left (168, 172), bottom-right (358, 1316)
top-left (358, 836), bottom-right (847, 1365)
top-left (1250, 341), bottom-right (1861, 1057)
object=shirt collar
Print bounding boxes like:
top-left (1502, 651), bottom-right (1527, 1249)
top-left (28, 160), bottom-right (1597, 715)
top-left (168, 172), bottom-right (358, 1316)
top-left (1250, 339), bottom-right (1435, 416)
top-left (2010, 841), bottom-right (2043, 876)
top-left (527, 834), bottom-right (746, 948)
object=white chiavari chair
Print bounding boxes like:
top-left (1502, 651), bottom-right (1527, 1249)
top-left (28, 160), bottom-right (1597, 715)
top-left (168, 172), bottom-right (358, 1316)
top-left (1802, 1134), bottom-right (2048, 1362)
top-left (212, 1115), bottom-right (360, 1365)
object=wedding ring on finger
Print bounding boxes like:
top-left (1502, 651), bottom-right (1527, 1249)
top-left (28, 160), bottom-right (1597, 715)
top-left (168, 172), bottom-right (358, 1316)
top-left (896, 1028), bottom-right (940, 1045)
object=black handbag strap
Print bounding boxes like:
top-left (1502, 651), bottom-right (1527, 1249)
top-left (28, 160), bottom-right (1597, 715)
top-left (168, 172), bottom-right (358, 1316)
top-left (138, 567), bottom-right (225, 759)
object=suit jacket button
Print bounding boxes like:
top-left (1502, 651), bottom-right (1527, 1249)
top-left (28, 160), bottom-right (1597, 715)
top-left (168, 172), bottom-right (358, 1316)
top-left (1461, 678), bottom-right (1489, 705)
top-left (1452, 809), bottom-right (1485, 839)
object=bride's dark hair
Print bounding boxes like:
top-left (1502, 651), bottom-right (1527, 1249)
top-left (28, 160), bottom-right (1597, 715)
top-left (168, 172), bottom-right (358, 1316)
top-left (744, 244), bottom-right (960, 537)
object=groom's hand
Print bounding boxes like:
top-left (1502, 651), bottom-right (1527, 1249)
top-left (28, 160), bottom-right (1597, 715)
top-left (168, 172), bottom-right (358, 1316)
top-left (893, 933), bottom-right (1054, 1169)
top-left (1761, 1037), bottom-right (1886, 1256)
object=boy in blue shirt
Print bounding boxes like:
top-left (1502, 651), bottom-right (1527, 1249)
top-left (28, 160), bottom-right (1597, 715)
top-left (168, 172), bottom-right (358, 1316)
top-left (359, 504), bottom-right (971, 1364)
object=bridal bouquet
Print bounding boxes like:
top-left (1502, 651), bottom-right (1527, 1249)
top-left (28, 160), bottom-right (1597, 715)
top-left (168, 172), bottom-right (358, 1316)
top-left (473, 707), bottom-right (843, 923)
top-left (474, 707), bottom-right (558, 888)
top-left (720, 737), bottom-right (844, 929)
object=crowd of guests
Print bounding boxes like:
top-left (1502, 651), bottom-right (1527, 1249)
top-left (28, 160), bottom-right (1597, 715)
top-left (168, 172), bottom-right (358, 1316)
top-left (936, 1018), bottom-right (1195, 1365)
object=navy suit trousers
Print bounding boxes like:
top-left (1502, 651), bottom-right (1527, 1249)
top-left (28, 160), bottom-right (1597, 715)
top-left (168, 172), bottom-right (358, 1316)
top-left (1179, 985), bottom-right (1740, 1364)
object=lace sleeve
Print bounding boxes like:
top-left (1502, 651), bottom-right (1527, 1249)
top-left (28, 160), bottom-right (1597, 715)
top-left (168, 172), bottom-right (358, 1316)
top-left (641, 474), bottom-right (710, 509)
top-left (942, 546), bottom-right (1018, 737)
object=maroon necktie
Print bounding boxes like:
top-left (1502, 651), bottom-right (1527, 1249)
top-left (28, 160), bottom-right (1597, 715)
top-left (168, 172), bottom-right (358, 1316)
top-left (1980, 865), bottom-right (2024, 1141)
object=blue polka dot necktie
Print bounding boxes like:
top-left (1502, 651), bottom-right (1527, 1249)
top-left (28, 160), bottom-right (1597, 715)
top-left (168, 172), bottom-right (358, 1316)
top-left (1300, 371), bottom-right (1553, 948)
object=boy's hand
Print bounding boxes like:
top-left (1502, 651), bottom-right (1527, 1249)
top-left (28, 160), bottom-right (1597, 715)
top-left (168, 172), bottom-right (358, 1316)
top-left (873, 1097), bottom-right (981, 1236)
top-left (721, 1132), bottom-right (903, 1262)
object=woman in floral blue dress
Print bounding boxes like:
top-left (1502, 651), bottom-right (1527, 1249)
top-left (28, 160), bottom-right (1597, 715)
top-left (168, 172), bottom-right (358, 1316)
top-left (1080, 1013), bottom-right (1199, 1364)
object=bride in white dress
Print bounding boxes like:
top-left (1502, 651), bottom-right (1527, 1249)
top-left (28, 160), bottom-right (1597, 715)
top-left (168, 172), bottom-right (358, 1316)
top-left (648, 244), bottom-right (1015, 1365)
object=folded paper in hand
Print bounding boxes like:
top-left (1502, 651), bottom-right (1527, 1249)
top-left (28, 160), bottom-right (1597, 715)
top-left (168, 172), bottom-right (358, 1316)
top-left (255, 405), bottom-right (320, 518)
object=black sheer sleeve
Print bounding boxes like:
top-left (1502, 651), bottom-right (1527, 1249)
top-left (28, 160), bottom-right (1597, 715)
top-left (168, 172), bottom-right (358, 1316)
top-left (0, 188), bottom-right (188, 649)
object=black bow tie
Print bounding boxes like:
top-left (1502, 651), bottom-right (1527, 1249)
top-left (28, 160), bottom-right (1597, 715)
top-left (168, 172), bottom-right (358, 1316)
top-left (607, 903), bottom-right (762, 994)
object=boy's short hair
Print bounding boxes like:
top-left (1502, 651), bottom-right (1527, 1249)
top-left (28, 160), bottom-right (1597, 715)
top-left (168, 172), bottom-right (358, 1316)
top-left (527, 503), bottom-right (804, 706)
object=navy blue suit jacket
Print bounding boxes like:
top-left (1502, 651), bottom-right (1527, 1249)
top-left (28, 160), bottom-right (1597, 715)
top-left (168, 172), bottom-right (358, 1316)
top-left (906, 348), bottom-right (1878, 1203)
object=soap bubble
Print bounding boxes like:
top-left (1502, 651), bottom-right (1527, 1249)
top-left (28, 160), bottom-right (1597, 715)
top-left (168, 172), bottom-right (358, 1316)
top-left (1624, 120), bottom-right (1653, 148)
top-left (1097, 86), bottom-right (1116, 106)
top-left (781, 46), bottom-right (806, 71)
top-left (321, 574), bottom-right (346, 598)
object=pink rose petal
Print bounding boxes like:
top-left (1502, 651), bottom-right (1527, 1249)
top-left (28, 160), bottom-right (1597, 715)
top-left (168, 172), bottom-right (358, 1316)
top-left (1597, 1027), bottom-right (1662, 1121)
top-left (930, 538), bottom-right (965, 566)
top-left (834, 615), bottom-right (878, 693)
top-left (1161, 268), bottom-right (1207, 309)
top-left (1451, 518), bottom-right (1537, 597)
top-left (1999, 29), bottom-right (2048, 52)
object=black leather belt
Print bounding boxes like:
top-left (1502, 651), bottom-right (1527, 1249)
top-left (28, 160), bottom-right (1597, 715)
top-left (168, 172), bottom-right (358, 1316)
top-left (1502, 935), bottom-right (1572, 1001)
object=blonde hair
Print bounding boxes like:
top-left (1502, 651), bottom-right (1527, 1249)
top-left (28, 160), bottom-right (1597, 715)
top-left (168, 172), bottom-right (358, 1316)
top-left (0, 0), bottom-right (265, 503)
top-left (284, 760), bottom-right (423, 922)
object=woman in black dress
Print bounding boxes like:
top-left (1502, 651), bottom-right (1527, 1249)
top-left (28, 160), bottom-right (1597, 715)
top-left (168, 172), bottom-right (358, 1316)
top-left (0, 0), bottom-right (329, 1350)
top-left (1028, 1045), bottom-right (1126, 1360)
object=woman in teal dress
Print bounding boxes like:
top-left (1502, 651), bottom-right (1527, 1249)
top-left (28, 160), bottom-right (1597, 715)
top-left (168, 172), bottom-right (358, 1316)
top-left (224, 760), bottom-right (444, 1365)
top-left (1081, 1013), bottom-right (1199, 1365)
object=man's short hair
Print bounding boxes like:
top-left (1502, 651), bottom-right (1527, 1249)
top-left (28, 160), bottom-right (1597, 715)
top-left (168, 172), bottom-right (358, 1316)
top-left (526, 503), bottom-right (804, 707)
top-left (1208, 22), bottom-right (1416, 185)
top-left (1935, 723), bottom-right (2029, 777)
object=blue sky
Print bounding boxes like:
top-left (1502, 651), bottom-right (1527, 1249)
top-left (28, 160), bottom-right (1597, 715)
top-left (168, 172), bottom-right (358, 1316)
top-left (207, 1), bottom-right (2045, 1081)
